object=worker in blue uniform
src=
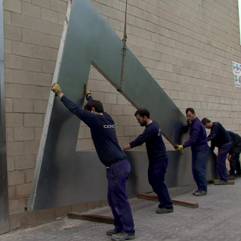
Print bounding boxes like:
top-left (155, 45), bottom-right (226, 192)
top-left (122, 108), bottom-right (173, 214)
top-left (175, 108), bottom-right (209, 196)
top-left (202, 118), bottom-right (232, 185)
top-left (227, 131), bottom-right (241, 179)
top-left (51, 83), bottom-right (135, 241)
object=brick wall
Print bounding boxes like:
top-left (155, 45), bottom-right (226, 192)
top-left (3, 0), bottom-right (241, 230)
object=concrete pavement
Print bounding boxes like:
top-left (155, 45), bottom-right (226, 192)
top-left (1, 179), bottom-right (241, 241)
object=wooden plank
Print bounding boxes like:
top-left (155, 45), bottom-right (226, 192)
top-left (137, 194), bottom-right (198, 208)
top-left (67, 212), bottom-right (114, 224)
top-left (137, 194), bottom-right (159, 202)
top-left (172, 199), bottom-right (198, 208)
top-left (208, 180), bottom-right (235, 185)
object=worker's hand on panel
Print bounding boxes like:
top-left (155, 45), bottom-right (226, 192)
top-left (85, 84), bottom-right (91, 97)
top-left (174, 145), bottom-right (183, 151)
top-left (51, 83), bottom-right (63, 95)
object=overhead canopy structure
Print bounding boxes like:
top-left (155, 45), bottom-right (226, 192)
top-left (28, 0), bottom-right (216, 211)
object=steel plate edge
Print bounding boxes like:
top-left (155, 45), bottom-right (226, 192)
top-left (0, 0), bottom-right (10, 234)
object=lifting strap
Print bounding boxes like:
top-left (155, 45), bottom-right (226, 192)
top-left (117, 0), bottom-right (128, 92)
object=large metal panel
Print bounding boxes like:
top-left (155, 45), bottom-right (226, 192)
top-left (28, 0), bottom-right (217, 211)
top-left (32, 150), bottom-right (216, 209)
top-left (0, 0), bottom-right (10, 234)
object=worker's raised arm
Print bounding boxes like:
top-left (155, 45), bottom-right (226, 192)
top-left (51, 83), bottom-right (97, 128)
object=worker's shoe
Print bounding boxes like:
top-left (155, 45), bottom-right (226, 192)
top-left (194, 190), bottom-right (207, 196)
top-left (214, 180), bottom-right (228, 185)
top-left (111, 232), bottom-right (135, 241)
top-left (228, 175), bottom-right (236, 180)
top-left (192, 189), bottom-right (198, 195)
top-left (156, 205), bottom-right (174, 214)
top-left (106, 229), bottom-right (122, 236)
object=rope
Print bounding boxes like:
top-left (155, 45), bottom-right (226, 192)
top-left (117, 0), bottom-right (128, 92)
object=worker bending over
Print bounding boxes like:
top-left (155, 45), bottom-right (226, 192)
top-left (123, 108), bottom-right (173, 214)
top-left (227, 131), bottom-right (241, 179)
top-left (202, 118), bottom-right (232, 185)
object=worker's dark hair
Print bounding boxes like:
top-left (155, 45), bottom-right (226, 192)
top-left (201, 118), bottom-right (211, 125)
top-left (186, 107), bottom-right (195, 114)
top-left (84, 100), bottom-right (104, 113)
top-left (135, 108), bottom-right (150, 118)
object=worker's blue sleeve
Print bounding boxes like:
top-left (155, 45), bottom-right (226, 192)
top-left (207, 125), bottom-right (219, 141)
top-left (61, 95), bottom-right (97, 128)
top-left (129, 125), bottom-right (156, 148)
top-left (183, 123), bottom-right (200, 148)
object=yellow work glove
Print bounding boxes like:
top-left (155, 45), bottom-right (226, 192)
top-left (51, 83), bottom-right (62, 95)
top-left (85, 84), bottom-right (91, 97)
top-left (174, 145), bottom-right (184, 151)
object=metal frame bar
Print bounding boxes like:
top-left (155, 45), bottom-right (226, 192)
top-left (0, 0), bottom-right (10, 234)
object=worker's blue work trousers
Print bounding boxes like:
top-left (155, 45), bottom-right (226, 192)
top-left (229, 145), bottom-right (241, 176)
top-left (148, 158), bottom-right (173, 209)
top-left (107, 160), bottom-right (135, 235)
top-left (192, 150), bottom-right (209, 192)
top-left (217, 143), bottom-right (232, 181)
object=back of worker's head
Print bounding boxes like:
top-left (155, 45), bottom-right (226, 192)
top-left (135, 108), bottom-right (150, 118)
top-left (84, 100), bottom-right (104, 113)
top-left (201, 118), bottom-right (211, 125)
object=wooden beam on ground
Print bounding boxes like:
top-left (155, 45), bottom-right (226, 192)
top-left (208, 180), bottom-right (235, 185)
top-left (137, 194), bottom-right (198, 208)
top-left (172, 199), bottom-right (198, 208)
top-left (137, 194), bottom-right (159, 202)
top-left (67, 212), bottom-right (114, 224)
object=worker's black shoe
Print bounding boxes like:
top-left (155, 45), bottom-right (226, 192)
top-left (214, 180), bottom-right (228, 185)
top-left (156, 206), bottom-right (174, 214)
top-left (106, 229), bottom-right (122, 236)
top-left (228, 175), bottom-right (236, 180)
top-left (111, 232), bottom-right (135, 240)
top-left (194, 190), bottom-right (207, 196)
